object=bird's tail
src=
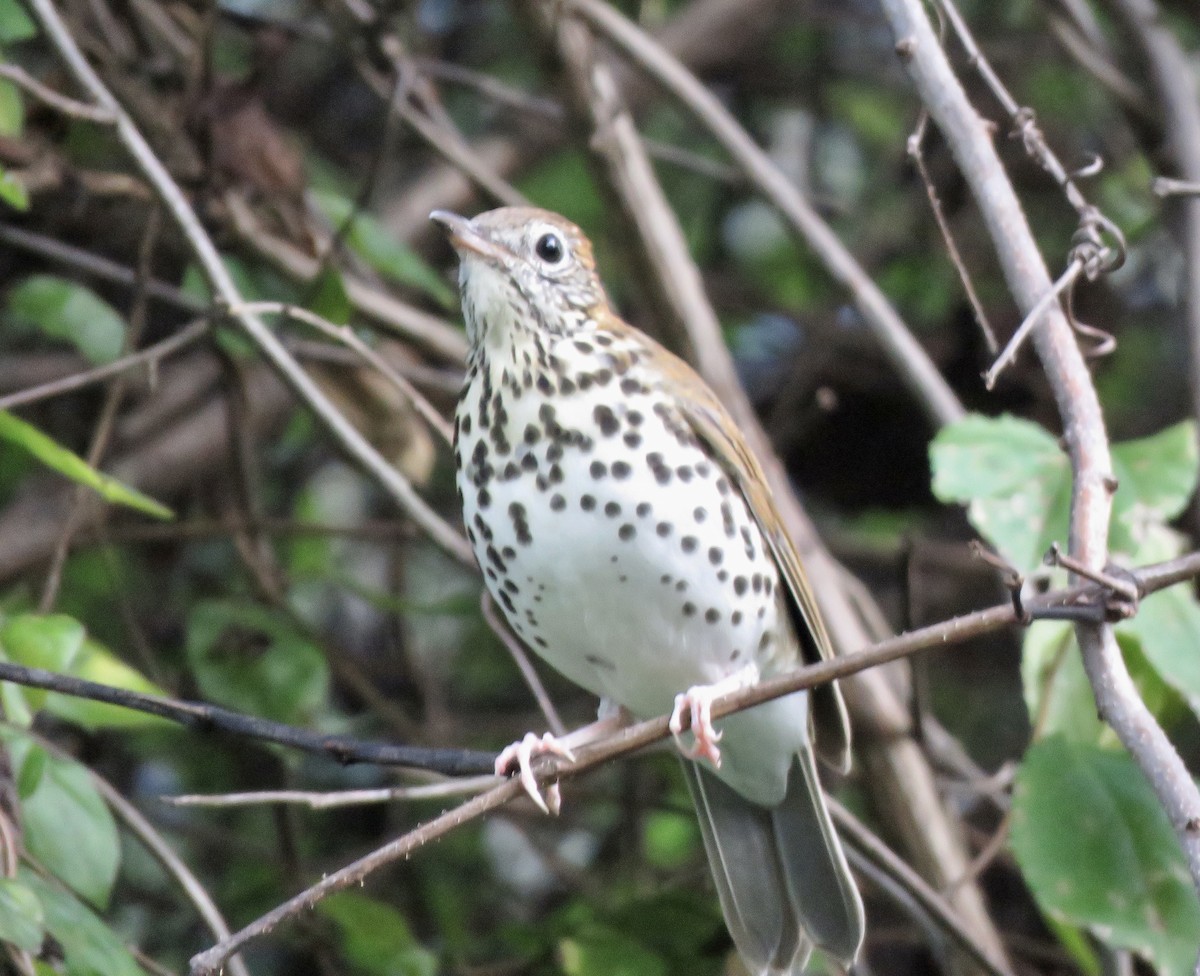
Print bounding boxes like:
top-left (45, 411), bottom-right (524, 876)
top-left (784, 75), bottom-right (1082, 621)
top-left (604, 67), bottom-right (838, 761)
top-left (681, 749), bottom-right (864, 975)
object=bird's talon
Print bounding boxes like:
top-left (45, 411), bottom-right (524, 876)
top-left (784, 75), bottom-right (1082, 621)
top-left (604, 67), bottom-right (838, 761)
top-left (495, 731), bottom-right (573, 815)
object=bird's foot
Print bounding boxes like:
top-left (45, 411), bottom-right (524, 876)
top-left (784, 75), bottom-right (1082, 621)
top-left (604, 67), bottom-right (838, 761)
top-left (495, 732), bottom-right (576, 815)
top-left (669, 664), bottom-right (761, 769)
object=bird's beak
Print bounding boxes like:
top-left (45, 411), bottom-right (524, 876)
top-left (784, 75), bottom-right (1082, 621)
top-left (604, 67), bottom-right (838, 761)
top-left (430, 210), bottom-right (510, 263)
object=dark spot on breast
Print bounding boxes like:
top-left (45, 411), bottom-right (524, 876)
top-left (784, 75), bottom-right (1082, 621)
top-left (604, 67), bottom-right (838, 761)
top-left (502, 546), bottom-right (516, 559)
top-left (752, 573), bottom-right (763, 593)
top-left (605, 501), bottom-right (621, 517)
top-left (717, 478), bottom-right (731, 496)
top-left (499, 590), bottom-right (516, 613)
top-left (731, 610), bottom-right (743, 625)
top-left (548, 464), bottom-right (564, 484)
top-left (478, 488), bottom-right (491, 509)
top-left (708, 547), bottom-right (723, 566)
top-left (734, 576), bottom-right (749, 596)
top-left (705, 608), bottom-right (720, 624)
top-left (523, 424), bottom-right (540, 444)
top-left (535, 636), bottom-right (549, 648)
top-left (636, 502), bottom-right (652, 517)
top-left (656, 522), bottom-right (672, 537)
top-left (627, 410), bottom-right (643, 426)
top-left (612, 461), bottom-right (632, 479)
top-left (623, 431), bottom-right (642, 448)
top-left (581, 494), bottom-right (596, 511)
top-left (660, 574), bottom-right (673, 584)
top-left (502, 462), bottom-right (520, 481)
top-left (677, 466), bottom-right (694, 482)
top-left (559, 377), bottom-right (576, 395)
top-left (620, 378), bottom-right (641, 395)
top-left (547, 443), bottom-right (563, 462)
top-left (460, 414), bottom-right (472, 435)
top-left (593, 405), bottom-right (620, 436)
top-left (550, 493), bottom-right (566, 511)
top-left (503, 579), bottom-right (519, 594)
top-left (682, 601), bottom-right (696, 617)
top-left (536, 374), bottom-right (553, 394)
top-left (574, 340), bottom-right (593, 354)
top-left (585, 653), bottom-right (615, 670)
top-left (473, 514), bottom-right (493, 541)
top-left (594, 368), bottom-right (613, 385)
top-left (590, 460), bottom-right (607, 479)
top-left (521, 453), bottom-right (538, 471)
top-left (681, 535), bottom-right (698, 553)
top-left (618, 524), bottom-right (636, 541)
top-left (694, 507), bottom-right (707, 523)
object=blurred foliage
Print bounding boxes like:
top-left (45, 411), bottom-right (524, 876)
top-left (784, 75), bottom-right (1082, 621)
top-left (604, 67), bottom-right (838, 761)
top-left (0, 0), bottom-right (1196, 974)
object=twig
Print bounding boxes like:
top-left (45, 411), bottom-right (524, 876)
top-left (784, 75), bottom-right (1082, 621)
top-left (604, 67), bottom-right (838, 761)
top-left (0, 318), bottom-right (211, 412)
top-left (908, 112), bottom-right (999, 354)
top-left (830, 798), bottom-right (1014, 976)
top-left (571, 0), bottom-right (966, 429)
top-left (984, 257), bottom-right (1083, 388)
top-left (1154, 177), bottom-right (1200, 198)
top-left (224, 193), bottom-right (468, 363)
top-left (0, 63), bottom-right (114, 121)
top-left (161, 776), bottom-right (497, 809)
top-left (882, 0), bottom-right (1200, 903)
top-left (0, 658), bottom-right (495, 775)
top-left (227, 301), bottom-right (454, 446)
top-left (22, 0), bottom-right (473, 567)
top-left (0, 223), bottom-right (203, 313)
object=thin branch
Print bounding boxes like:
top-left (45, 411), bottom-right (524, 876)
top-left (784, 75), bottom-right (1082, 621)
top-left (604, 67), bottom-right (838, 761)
top-left (881, 0), bottom-right (1200, 902)
top-left (186, 547), bottom-right (1200, 974)
top-left (984, 258), bottom-right (1083, 388)
top-left (22, 0), bottom-right (473, 567)
top-left (0, 658), bottom-right (496, 775)
top-left (0, 63), bottom-right (114, 121)
top-left (161, 776), bottom-right (497, 810)
top-left (0, 318), bottom-right (211, 412)
top-left (571, 0), bottom-right (966, 429)
top-left (830, 798), bottom-right (1014, 976)
top-left (224, 193), bottom-right (468, 363)
top-left (228, 301), bottom-right (453, 446)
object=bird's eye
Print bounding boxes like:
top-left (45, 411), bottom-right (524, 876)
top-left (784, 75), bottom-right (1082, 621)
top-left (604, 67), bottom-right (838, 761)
top-left (534, 232), bottom-right (566, 265)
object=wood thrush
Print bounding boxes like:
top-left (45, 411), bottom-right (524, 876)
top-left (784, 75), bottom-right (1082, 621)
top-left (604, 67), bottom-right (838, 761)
top-left (433, 206), bottom-right (864, 973)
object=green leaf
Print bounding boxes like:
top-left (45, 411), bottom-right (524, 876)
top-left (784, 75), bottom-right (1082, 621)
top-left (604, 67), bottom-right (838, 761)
top-left (0, 77), bottom-right (23, 137)
top-left (0, 613), bottom-right (86, 709)
top-left (1020, 621), bottom-right (1103, 743)
top-left (311, 190), bottom-right (455, 308)
top-left (1011, 737), bottom-right (1200, 976)
top-left (0, 165), bottom-right (28, 210)
top-left (0, 411), bottom-right (173, 519)
top-left (559, 926), bottom-right (668, 976)
top-left (642, 811), bottom-right (699, 869)
top-left (309, 266), bottom-right (352, 325)
top-left (318, 892), bottom-right (438, 976)
top-left (7, 275), bottom-right (127, 364)
top-left (0, 0), bottom-right (37, 42)
top-left (186, 599), bottom-right (329, 724)
top-left (44, 637), bottom-right (170, 730)
top-left (930, 414), bottom-right (1070, 571)
top-left (0, 877), bottom-right (45, 952)
top-left (11, 740), bottom-right (119, 908)
top-left (19, 870), bottom-right (141, 976)
top-left (1110, 421), bottom-right (1198, 557)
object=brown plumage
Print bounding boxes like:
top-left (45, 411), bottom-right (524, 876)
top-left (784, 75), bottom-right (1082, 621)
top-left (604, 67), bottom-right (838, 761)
top-left (435, 206), bottom-right (864, 974)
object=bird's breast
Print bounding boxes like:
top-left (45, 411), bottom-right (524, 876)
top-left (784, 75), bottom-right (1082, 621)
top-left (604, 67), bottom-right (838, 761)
top-left (454, 350), bottom-right (795, 722)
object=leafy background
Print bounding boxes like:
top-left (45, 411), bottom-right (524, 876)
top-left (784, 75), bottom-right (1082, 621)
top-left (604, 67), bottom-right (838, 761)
top-left (0, 0), bottom-right (1198, 974)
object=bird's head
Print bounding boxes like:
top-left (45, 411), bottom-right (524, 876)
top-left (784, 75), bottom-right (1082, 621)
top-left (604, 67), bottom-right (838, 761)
top-left (431, 207), bottom-right (608, 351)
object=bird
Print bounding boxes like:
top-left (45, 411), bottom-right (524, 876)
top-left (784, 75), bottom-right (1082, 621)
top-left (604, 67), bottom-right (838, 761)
top-left (432, 205), bottom-right (864, 974)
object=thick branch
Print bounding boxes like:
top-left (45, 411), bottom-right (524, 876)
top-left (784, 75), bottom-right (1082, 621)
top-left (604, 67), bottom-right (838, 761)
top-left (879, 0), bottom-right (1200, 894)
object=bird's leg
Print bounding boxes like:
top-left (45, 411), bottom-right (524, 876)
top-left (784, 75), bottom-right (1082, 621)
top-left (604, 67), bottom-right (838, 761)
top-left (670, 663), bottom-right (761, 768)
top-left (496, 706), bottom-right (631, 814)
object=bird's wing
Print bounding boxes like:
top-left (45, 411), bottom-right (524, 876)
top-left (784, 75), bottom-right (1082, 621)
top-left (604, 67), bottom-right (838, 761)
top-left (655, 345), bottom-right (852, 770)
